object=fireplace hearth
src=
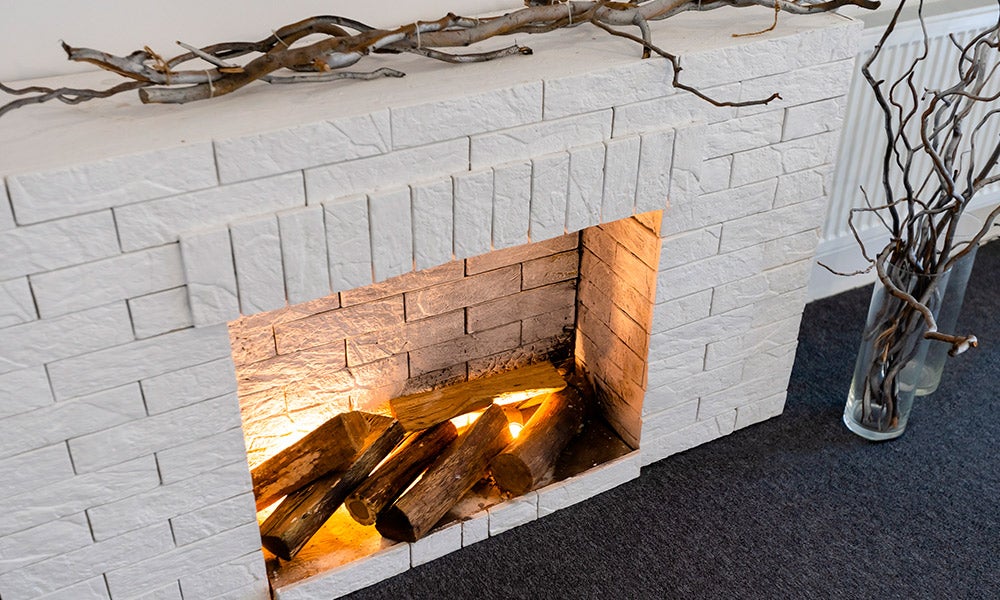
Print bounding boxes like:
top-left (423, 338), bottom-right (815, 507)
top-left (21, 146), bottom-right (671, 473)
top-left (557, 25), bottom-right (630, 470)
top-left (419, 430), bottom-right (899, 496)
top-left (0, 9), bottom-right (860, 600)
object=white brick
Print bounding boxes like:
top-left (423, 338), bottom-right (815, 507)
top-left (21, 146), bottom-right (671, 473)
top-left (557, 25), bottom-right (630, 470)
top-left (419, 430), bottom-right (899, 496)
top-left (35, 577), bottom-right (110, 600)
top-left (453, 169), bottom-right (493, 259)
top-left (742, 339), bottom-right (798, 381)
top-left (656, 245), bottom-right (764, 302)
top-left (536, 451), bottom-right (639, 517)
top-left (87, 460), bottom-right (251, 540)
top-left (169, 492), bottom-right (257, 547)
top-left (530, 152), bottom-right (570, 242)
top-left (116, 172), bottom-right (305, 252)
top-left (492, 161), bottom-right (532, 249)
top-left (760, 229), bottom-right (820, 272)
top-left (0, 366), bottom-right (53, 418)
top-left (393, 82), bottom-right (542, 148)
top-left (410, 522), bottom-right (462, 567)
top-left (661, 178), bottom-right (777, 238)
top-left (231, 214), bottom-right (286, 315)
top-left (7, 143), bottom-right (216, 224)
top-left (47, 323), bottom-right (231, 400)
top-left (0, 302), bottom-right (133, 375)
top-left (31, 245), bottom-right (185, 318)
top-left (649, 361), bottom-right (744, 404)
top-left (277, 205), bottom-right (331, 305)
top-left (659, 225), bottom-right (721, 270)
top-left (0, 383), bottom-right (145, 460)
top-left (729, 145), bottom-right (783, 187)
top-left (705, 314), bottom-right (801, 372)
top-left (0, 455), bottom-right (159, 537)
top-left (0, 277), bottom-right (35, 327)
top-left (306, 139), bottom-right (468, 202)
top-left (730, 132), bottom-right (838, 188)
top-left (140, 356), bottom-right (237, 415)
top-left (650, 305), bottom-right (755, 360)
top-left (178, 552), bottom-right (268, 600)
top-left (324, 195), bottom-right (373, 291)
top-left (704, 110), bottom-right (784, 158)
top-left (180, 228), bottom-right (240, 327)
top-left (273, 542), bottom-right (409, 600)
top-left (666, 124), bottom-right (708, 211)
top-left (774, 167), bottom-right (827, 208)
top-left (412, 179), bottom-right (454, 270)
top-left (128, 287), bottom-right (193, 339)
top-left (635, 129), bottom-right (675, 214)
top-left (0, 522), bottom-right (175, 599)
top-left (640, 400), bottom-right (699, 440)
top-left (0, 513), bottom-right (93, 576)
top-left (739, 58), bottom-right (855, 116)
top-left (700, 155), bottom-right (733, 195)
top-left (471, 110), bottom-right (611, 169)
top-left (462, 511), bottom-right (490, 547)
top-left (784, 96), bottom-right (846, 141)
top-left (565, 143), bottom-right (606, 233)
top-left (735, 391), bottom-right (787, 429)
top-left (699, 366), bottom-right (793, 419)
top-left (712, 259), bottom-right (810, 315)
top-left (369, 188), bottom-right (413, 282)
top-left (212, 582), bottom-right (272, 600)
top-left (0, 180), bottom-right (14, 230)
top-left (545, 60), bottom-right (675, 120)
top-left (488, 492), bottom-right (538, 536)
top-left (613, 83), bottom-right (739, 138)
top-left (215, 110), bottom-right (391, 183)
top-left (69, 392), bottom-right (241, 474)
top-left (641, 409), bottom-right (737, 466)
top-left (720, 196), bottom-right (825, 253)
top-left (104, 522), bottom-right (262, 599)
top-left (651, 289), bottom-right (713, 333)
top-left (645, 347), bottom-right (706, 393)
top-left (0, 211), bottom-right (119, 280)
top-left (0, 443), bottom-right (74, 502)
top-left (601, 136), bottom-right (641, 223)
top-left (131, 582), bottom-right (182, 600)
top-left (155, 426), bottom-right (247, 484)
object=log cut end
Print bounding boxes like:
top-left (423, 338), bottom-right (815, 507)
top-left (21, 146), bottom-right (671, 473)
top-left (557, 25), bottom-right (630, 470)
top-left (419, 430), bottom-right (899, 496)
top-left (261, 534), bottom-right (295, 562)
top-left (374, 505), bottom-right (419, 543)
top-left (490, 452), bottom-right (535, 496)
top-left (345, 496), bottom-right (377, 527)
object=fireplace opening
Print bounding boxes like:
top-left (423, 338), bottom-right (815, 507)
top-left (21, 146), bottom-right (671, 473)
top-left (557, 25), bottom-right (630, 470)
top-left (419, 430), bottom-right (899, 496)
top-left (228, 212), bottom-right (661, 589)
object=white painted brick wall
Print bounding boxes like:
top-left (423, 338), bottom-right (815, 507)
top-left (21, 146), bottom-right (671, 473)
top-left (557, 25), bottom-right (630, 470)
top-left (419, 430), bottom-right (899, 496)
top-left (231, 214), bottom-right (286, 315)
top-left (6, 143), bottom-right (217, 224)
top-left (412, 178), bottom-right (455, 270)
top-left (0, 13), bottom-right (859, 598)
top-left (214, 110), bottom-right (391, 184)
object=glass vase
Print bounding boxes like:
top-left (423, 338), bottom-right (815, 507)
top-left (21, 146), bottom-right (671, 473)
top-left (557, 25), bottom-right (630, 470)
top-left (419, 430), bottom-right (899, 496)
top-left (843, 262), bottom-right (951, 441)
top-left (915, 245), bottom-right (978, 396)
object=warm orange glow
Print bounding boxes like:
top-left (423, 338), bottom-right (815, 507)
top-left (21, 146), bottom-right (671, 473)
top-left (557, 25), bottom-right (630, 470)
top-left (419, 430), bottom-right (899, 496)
top-left (449, 410), bottom-right (483, 429)
top-left (492, 387), bottom-right (564, 406)
top-left (508, 422), bottom-right (523, 439)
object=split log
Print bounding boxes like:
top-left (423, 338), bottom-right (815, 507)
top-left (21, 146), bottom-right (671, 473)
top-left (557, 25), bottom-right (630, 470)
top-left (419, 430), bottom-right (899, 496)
top-left (376, 404), bottom-right (512, 542)
top-left (345, 421), bottom-right (459, 526)
top-left (251, 411), bottom-right (370, 510)
top-left (259, 420), bottom-right (406, 560)
top-left (390, 361), bottom-right (567, 431)
top-left (490, 387), bottom-right (587, 495)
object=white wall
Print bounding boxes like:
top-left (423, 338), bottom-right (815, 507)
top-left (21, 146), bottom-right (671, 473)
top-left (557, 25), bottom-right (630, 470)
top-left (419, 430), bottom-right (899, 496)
top-left (0, 1), bottom-right (522, 82)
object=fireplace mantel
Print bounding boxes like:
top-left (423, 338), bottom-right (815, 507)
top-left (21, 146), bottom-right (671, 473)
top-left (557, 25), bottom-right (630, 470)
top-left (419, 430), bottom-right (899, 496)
top-left (0, 8), bottom-right (860, 600)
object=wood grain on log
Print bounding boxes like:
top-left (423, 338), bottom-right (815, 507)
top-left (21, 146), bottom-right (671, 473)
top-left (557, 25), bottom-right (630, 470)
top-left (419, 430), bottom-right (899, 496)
top-left (491, 387), bottom-right (587, 495)
top-left (259, 420), bottom-right (406, 560)
top-left (345, 421), bottom-right (459, 526)
top-left (375, 404), bottom-right (512, 542)
top-left (389, 361), bottom-right (566, 431)
top-left (251, 411), bottom-right (370, 511)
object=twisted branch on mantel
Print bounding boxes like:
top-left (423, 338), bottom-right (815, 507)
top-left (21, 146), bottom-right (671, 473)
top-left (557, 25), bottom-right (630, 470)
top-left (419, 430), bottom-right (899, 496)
top-left (0, 0), bottom-right (879, 118)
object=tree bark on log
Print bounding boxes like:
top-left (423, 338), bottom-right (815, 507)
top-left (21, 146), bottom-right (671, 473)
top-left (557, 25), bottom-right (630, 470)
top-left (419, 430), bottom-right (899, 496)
top-left (251, 411), bottom-right (370, 511)
top-left (376, 404), bottom-right (512, 542)
top-left (390, 361), bottom-right (567, 431)
top-left (259, 420), bottom-right (406, 560)
top-left (491, 387), bottom-right (587, 495)
top-left (345, 421), bottom-right (459, 526)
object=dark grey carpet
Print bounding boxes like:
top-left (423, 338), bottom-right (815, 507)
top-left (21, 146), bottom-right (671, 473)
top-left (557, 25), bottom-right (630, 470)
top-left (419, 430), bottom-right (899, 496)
top-left (347, 241), bottom-right (999, 600)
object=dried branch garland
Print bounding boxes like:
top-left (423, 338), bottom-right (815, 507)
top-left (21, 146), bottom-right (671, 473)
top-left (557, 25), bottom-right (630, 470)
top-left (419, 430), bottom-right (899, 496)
top-left (0, 0), bottom-right (879, 118)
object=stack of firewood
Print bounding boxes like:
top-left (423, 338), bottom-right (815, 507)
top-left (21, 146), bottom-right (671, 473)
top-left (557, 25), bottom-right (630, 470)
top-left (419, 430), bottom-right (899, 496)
top-left (254, 361), bottom-right (587, 560)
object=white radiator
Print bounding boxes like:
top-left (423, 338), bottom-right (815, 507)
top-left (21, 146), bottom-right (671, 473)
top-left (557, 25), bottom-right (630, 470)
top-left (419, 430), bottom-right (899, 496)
top-left (809, 6), bottom-right (1000, 300)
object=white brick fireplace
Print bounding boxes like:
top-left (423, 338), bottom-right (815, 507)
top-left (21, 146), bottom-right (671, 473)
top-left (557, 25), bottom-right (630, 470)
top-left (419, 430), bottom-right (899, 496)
top-left (0, 9), bottom-right (861, 600)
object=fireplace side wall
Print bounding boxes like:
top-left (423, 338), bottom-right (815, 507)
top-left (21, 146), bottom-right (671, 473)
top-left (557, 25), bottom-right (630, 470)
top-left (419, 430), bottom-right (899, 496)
top-left (0, 18), bottom-right (861, 600)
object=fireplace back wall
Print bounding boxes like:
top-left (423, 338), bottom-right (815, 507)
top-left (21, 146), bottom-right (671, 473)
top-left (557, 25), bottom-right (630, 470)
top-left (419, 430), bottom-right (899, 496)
top-left (0, 10), bottom-right (861, 600)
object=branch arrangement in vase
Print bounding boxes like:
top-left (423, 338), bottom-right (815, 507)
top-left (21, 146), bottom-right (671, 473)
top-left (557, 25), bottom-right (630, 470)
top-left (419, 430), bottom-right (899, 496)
top-left (836, 0), bottom-right (999, 438)
top-left (0, 0), bottom-right (879, 118)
